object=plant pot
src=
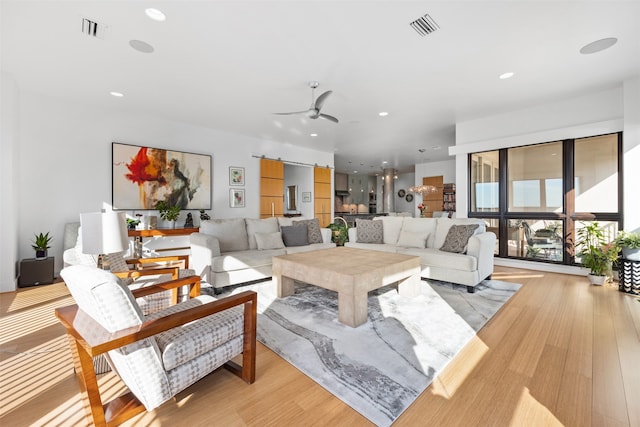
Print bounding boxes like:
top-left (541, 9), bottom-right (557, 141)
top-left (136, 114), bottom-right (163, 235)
top-left (622, 247), bottom-right (640, 261)
top-left (35, 250), bottom-right (47, 260)
top-left (588, 273), bottom-right (606, 285)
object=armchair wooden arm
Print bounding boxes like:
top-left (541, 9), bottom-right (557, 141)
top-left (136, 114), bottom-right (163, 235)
top-left (125, 254), bottom-right (189, 270)
top-left (55, 289), bottom-right (257, 427)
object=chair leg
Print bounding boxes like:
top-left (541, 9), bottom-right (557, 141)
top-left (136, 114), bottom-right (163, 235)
top-left (67, 335), bottom-right (108, 426)
top-left (241, 296), bottom-right (257, 383)
top-left (67, 334), bottom-right (146, 427)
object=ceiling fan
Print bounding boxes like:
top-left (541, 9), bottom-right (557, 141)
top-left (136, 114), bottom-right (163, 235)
top-left (274, 81), bottom-right (339, 123)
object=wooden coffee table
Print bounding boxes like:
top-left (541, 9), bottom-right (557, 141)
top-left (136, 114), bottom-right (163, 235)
top-left (272, 247), bottom-right (421, 327)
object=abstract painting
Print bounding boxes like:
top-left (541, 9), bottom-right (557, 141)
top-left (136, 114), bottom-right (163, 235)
top-left (112, 142), bottom-right (212, 210)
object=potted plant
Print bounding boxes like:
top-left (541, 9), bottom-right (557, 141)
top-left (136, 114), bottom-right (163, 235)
top-left (614, 230), bottom-right (640, 261)
top-left (575, 222), bottom-right (618, 285)
top-left (328, 217), bottom-right (349, 246)
top-left (32, 232), bottom-right (53, 260)
top-left (155, 201), bottom-right (181, 228)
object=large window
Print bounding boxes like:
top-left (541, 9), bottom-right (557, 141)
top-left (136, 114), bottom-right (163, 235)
top-left (468, 133), bottom-right (622, 266)
top-left (508, 142), bottom-right (563, 213)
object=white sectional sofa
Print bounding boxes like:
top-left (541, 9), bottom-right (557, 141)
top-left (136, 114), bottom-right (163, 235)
top-left (190, 217), bottom-right (335, 291)
top-left (345, 216), bottom-right (496, 292)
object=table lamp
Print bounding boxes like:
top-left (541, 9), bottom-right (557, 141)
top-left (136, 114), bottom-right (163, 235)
top-left (80, 211), bottom-right (129, 270)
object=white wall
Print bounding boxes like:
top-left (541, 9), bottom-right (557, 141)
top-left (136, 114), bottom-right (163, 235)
top-left (393, 172), bottom-right (416, 214)
top-left (0, 72), bottom-right (20, 292)
top-left (623, 76), bottom-right (640, 232)
top-left (5, 90), bottom-right (332, 286)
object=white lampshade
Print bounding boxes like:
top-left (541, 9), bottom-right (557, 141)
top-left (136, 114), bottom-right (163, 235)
top-left (80, 212), bottom-right (129, 255)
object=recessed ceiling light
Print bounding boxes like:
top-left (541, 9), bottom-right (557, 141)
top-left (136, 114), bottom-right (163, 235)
top-left (580, 37), bottom-right (617, 54)
top-left (310, 133), bottom-right (318, 137)
top-left (353, 171), bottom-right (358, 174)
top-left (145, 8), bottom-right (166, 22)
top-left (499, 72), bottom-right (515, 80)
top-left (379, 112), bottom-right (389, 117)
top-left (129, 39), bottom-right (154, 53)
top-left (110, 91), bottom-right (124, 97)
top-left (382, 161), bottom-right (388, 164)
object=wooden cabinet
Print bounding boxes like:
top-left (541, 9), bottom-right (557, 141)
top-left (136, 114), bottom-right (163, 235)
top-left (260, 159), bottom-right (284, 218)
top-left (314, 167), bottom-right (332, 227)
top-left (349, 175), bottom-right (366, 205)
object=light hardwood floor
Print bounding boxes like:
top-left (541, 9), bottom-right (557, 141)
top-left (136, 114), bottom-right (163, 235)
top-left (1, 267), bottom-right (638, 426)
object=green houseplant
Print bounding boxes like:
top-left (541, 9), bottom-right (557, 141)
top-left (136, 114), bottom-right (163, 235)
top-left (328, 218), bottom-right (349, 246)
top-left (155, 201), bottom-right (181, 228)
top-left (575, 222), bottom-right (618, 285)
top-left (31, 232), bottom-right (53, 259)
top-left (614, 231), bottom-right (640, 261)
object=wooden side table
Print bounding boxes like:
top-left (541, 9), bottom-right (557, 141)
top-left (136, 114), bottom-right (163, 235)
top-left (618, 258), bottom-right (640, 295)
top-left (19, 257), bottom-right (55, 287)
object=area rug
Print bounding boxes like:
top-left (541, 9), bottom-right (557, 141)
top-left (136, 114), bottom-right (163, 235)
top-left (224, 278), bottom-right (521, 427)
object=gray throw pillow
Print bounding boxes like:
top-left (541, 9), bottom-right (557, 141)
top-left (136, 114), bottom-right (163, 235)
top-left (281, 225), bottom-right (309, 247)
top-left (293, 218), bottom-right (323, 244)
top-left (440, 224), bottom-right (479, 253)
top-left (356, 219), bottom-right (383, 244)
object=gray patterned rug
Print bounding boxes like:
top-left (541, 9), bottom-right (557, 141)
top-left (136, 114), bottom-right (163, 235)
top-left (224, 278), bottom-right (521, 427)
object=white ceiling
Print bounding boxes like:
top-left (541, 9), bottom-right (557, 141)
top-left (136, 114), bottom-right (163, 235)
top-left (2, 1), bottom-right (639, 175)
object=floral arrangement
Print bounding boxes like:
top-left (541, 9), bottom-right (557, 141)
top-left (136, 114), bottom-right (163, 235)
top-left (417, 203), bottom-right (426, 215)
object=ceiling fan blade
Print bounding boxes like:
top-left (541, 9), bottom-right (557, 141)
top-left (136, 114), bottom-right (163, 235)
top-left (314, 90), bottom-right (333, 111)
top-left (273, 110), bottom-right (311, 115)
top-left (319, 113), bottom-right (339, 123)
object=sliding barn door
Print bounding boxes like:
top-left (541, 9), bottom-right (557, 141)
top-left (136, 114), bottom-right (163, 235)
top-left (260, 159), bottom-right (284, 218)
top-left (314, 167), bottom-right (332, 227)
top-left (422, 176), bottom-right (443, 217)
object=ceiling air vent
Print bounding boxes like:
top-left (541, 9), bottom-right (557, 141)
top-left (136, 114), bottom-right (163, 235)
top-left (409, 14), bottom-right (439, 37)
top-left (81, 18), bottom-right (107, 39)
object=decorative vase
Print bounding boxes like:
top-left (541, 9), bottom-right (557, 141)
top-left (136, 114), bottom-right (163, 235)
top-left (35, 250), bottom-right (47, 260)
top-left (588, 273), bottom-right (606, 285)
top-left (622, 247), bottom-right (640, 261)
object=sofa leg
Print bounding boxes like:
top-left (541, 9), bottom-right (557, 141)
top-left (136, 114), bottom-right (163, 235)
top-left (466, 286), bottom-right (475, 293)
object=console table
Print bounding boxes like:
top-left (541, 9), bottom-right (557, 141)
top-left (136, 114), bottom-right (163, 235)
top-left (128, 227), bottom-right (199, 258)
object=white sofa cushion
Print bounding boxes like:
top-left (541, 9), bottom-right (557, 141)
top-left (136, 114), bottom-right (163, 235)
top-left (399, 218), bottom-right (438, 248)
top-left (374, 216), bottom-right (405, 244)
top-left (246, 218), bottom-right (279, 250)
top-left (211, 249), bottom-right (285, 272)
top-left (255, 232), bottom-right (285, 250)
top-left (396, 230), bottom-right (429, 248)
top-left (200, 219), bottom-right (249, 252)
top-left (398, 247), bottom-right (478, 272)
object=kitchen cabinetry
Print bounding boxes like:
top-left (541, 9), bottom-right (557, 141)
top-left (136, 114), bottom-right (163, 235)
top-left (349, 175), bottom-right (366, 205)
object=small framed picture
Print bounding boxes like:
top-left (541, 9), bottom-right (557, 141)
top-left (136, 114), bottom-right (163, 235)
top-left (229, 167), bottom-right (245, 186)
top-left (302, 192), bottom-right (312, 203)
top-left (230, 188), bottom-right (245, 208)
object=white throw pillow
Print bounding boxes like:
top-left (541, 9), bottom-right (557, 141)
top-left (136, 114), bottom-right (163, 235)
top-left (400, 218), bottom-right (437, 248)
top-left (200, 218), bottom-right (249, 252)
top-left (246, 217), bottom-right (279, 250)
top-left (396, 230), bottom-right (429, 248)
top-left (374, 216), bottom-right (405, 244)
top-left (254, 232), bottom-right (285, 250)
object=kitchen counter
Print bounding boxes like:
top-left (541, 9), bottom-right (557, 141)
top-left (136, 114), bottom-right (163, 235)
top-left (334, 212), bottom-right (388, 227)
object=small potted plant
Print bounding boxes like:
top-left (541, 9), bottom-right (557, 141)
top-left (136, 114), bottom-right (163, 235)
top-left (155, 200), bottom-right (181, 228)
top-left (32, 232), bottom-right (53, 260)
top-left (614, 230), bottom-right (640, 261)
top-left (328, 217), bottom-right (349, 246)
top-left (576, 222), bottom-right (618, 285)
